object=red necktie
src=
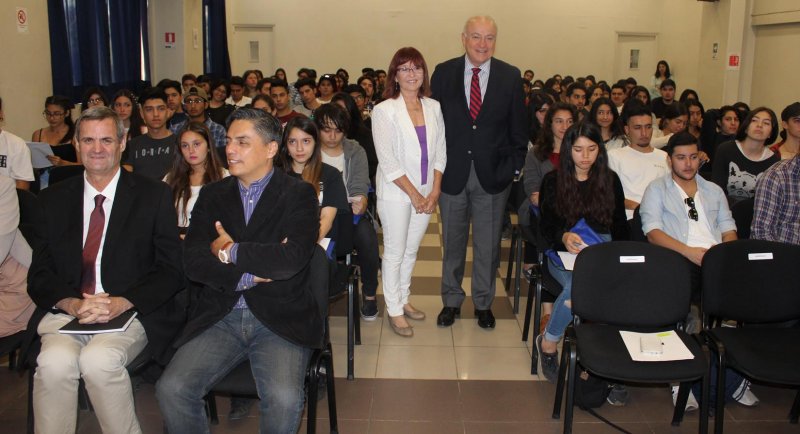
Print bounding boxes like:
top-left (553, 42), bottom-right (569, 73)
top-left (81, 194), bottom-right (105, 295)
top-left (469, 67), bottom-right (482, 121)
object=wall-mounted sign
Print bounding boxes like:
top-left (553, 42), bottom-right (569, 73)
top-left (16, 7), bottom-right (29, 33)
top-left (727, 53), bottom-right (740, 70)
top-left (165, 32), bottom-right (176, 48)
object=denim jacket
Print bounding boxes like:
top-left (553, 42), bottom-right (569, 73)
top-left (640, 173), bottom-right (736, 244)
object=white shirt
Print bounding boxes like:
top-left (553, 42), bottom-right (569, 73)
top-left (163, 169), bottom-right (229, 227)
top-left (322, 152), bottom-right (345, 173)
top-left (225, 96), bottom-right (252, 108)
top-left (674, 180), bottom-right (718, 249)
top-left (0, 130), bottom-right (35, 182)
top-left (82, 168), bottom-right (121, 294)
top-left (608, 146), bottom-right (670, 219)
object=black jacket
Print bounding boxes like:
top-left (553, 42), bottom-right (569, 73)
top-left (430, 56), bottom-right (528, 195)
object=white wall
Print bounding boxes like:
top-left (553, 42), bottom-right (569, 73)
top-left (224, 0), bottom-right (706, 88)
top-left (2, 0), bottom-right (795, 137)
top-left (749, 0), bottom-right (800, 113)
top-left (0, 1), bottom-right (52, 139)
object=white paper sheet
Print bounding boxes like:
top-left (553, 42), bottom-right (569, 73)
top-left (27, 142), bottom-right (54, 169)
top-left (619, 330), bottom-right (695, 362)
top-left (557, 251), bottom-right (578, 271)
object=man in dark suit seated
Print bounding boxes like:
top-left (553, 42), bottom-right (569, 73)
top-left (155, 109), bottom-right (323, 434)
top-left (27, 107), bottom-right (184, 433)
top-left (431, 15), bottom-right (528, 329)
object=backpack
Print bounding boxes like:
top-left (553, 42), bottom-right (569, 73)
top-left (574, 369), bottom-right (633, 434)
top-left (574, 369), bottom-right (611, 409)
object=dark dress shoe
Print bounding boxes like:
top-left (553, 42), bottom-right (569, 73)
top-left (437, 307), bottom-right (461, 327)
top-left (475, 309), bottom-right (496, 329)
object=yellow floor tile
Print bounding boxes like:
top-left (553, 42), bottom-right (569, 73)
top-left (419, 233), bottom-right (442, 247)
top-left (329, 316), bottom-right (383, 346)
top-left (410, 260), bottom-right (444, 277)
top-left (331, 343), bottom-right (380, 379)
top-left (451, 319), bottom-right (527, 348)
top-left (375, 346), bottom-right (458, 380)
top-left (454, 347), bottom-right (537, 381)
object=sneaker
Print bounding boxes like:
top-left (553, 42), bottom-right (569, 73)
top-left (607, 384), bottom-right (630, 406)
top-left (535, 334), bottom-right (559, 383)
top-left (360, 297), bottom-right (378, 321)
top-left (228, 397), bottom-right (255, 420)
top-left (523, 268), bottom-right (535, 282)
top-left (732, 379), bottom-right (759, 407)
top-left (672, 385), bottom-right (699, 412)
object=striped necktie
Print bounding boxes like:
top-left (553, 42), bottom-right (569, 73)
top-left (469, 67), bottom-right (482, 121)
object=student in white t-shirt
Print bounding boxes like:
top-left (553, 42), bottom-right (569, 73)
top-left (608, 100), bottom-right (670, 219)
top-left (0, 97), bottom-right (35, 190)
top-left (639, 131), bottom-right (760, 411)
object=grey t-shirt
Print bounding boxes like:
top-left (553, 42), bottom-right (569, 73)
top-left (124, 134), bottom-right (176, 180)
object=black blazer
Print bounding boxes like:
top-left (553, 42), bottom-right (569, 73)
top-left (27, 170), bottom-right (184, 360)
top-left (430, 56), bottom-right (529, 195)
top-left (177, 169), bottom-right (324, 349)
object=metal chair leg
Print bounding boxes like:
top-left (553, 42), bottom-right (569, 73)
top-left (346, 276), bottom-right (355, 380)
top-left (504, 226), bottom-right (518, 296)
top-left (563, 341), bottom-right (577, 434)
top-left (206, 392), bottom-right (219, 425)
top-left (323, 348), bottom-right (339, 433)
top-left (306, 360), bottom-right (319, 434)
top-left (512, 227), bottom-right (523, 314)
top-left (521, 276), bottom-right (535, 343)
top-left (552, 334), bottom-right (571, 419)
top-left (671, 382), bottom-right (690, 426)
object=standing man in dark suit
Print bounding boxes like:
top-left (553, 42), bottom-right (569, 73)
top-left (431, 15), bottom-right (528, 329)
top-left (27, 107), bottom-right (183, 434)
top-left (156, 109), bottom-right (323, 434)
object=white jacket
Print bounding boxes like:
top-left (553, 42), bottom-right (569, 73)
top-left (371, 95), bottom-right (447, 202)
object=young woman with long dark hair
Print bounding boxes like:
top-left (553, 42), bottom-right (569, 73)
top-left (650, 60), bottom-right (672, 99)
top-left (163, 122), bottom-right (227, 234)
top-left (534, 122), bottom-right (629, 383)
top-left (588, 97), bottom-right (625, 150)
top-left (277, 116), bottom-right (347, 242)
top-left (111, 90), bottom-right (145, 141)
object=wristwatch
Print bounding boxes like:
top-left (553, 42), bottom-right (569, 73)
top-left (218, 241), bottom-right (234, 264)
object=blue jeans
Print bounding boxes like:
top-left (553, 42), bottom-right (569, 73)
top-left (544, 258), bottom-right (575, 343)
top-left (156, 308), bottom-right (312, 434)
top-left (544, 234), bottom-right (612, 343)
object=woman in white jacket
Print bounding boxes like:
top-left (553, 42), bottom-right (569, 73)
top-left (372, 47), bottom-right (447, 337)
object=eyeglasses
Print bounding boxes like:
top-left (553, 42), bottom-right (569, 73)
top-left (43, 111), bottom-right (65, 118)
top-left (397, 66), bottom-right (423, 74)
top-left (88, 98), bottom-right (104, 105)
top-left (685, 197), bottom-right (698, 221)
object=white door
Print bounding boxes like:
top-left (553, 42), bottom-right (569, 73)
top-left (614, 33), bottom-right (658, 86)
top-left (230, 24), bottom-right (274, 77)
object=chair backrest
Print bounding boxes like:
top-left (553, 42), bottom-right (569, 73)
top-left (702, 239), bottom-right (800, 323)
top-left (308, 245), bottom-right (331, 320)
top-left (333, 208), bottom-right (354, 258)
top-left (16, 188), bottom-right (42, 246)
top-left (572, 241), bottom-right (693, 327)
top-left (629, 206), bottom-right (647, 242)
top-left (730, 198), bottom-right (754, 240)
top-left (522, 204), bottom-right (549, 252)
